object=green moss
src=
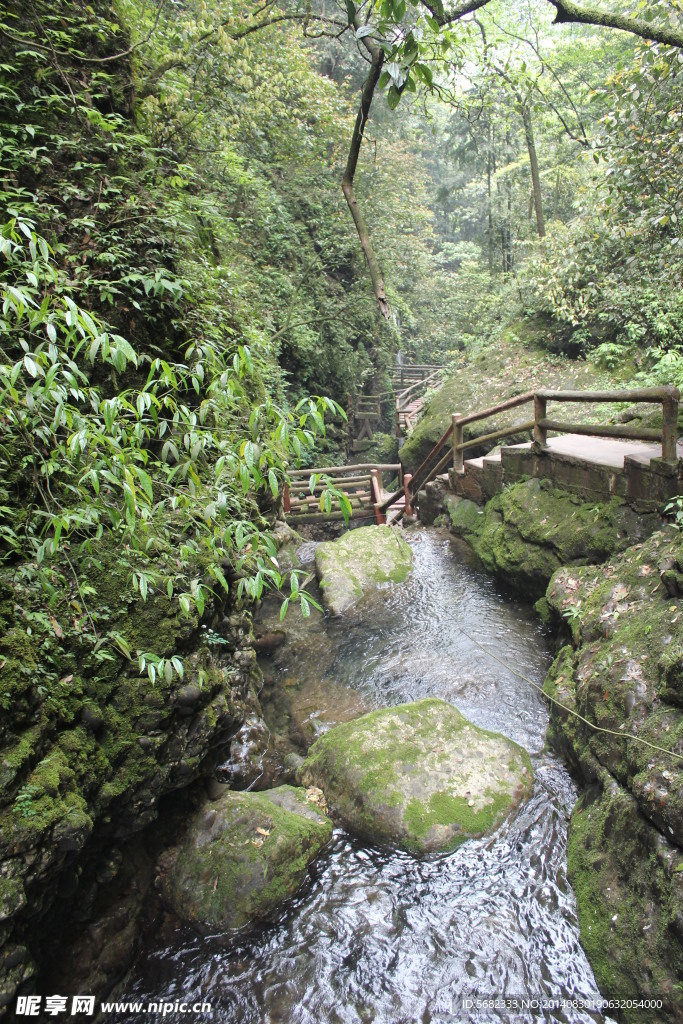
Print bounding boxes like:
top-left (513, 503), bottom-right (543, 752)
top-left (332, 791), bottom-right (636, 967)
top-left (445, 496), bottom-right (484, 542)
top-left (470, 479), bottom-right (653, 598)
top-left (404, 787), bottom-right (517, 846)
top-left (301, 698), bottom-right (533, 854)
top-left (568, 784), bottom-right (683, 1023)
top-left (541, 531), bottom-right (683, 1016)
top-left (315, 526), bottom-right (413, 615)
top-left (0, 876), bottom-right (26, 918)
top-left (533, 596), bottom-right (554, 625)
top-left (165, 787), bottom-right (332, 931)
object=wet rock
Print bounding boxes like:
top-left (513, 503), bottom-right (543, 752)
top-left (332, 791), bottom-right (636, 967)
top-left (253, 630), bottom-right (287, 654)
top-left (314, 525), bottom-right (413, 616)
top-left (286, 678), bottom-right (371, 750)
top-left (80, 706), bottom-right (105, 733)
top-left (204, 778), bottom-right (230, 801)
top-left (299, 697), bottom-right (533, 855)
top-left (450, 479), bottom-right (659, 598)
top-left (218, 715), bottom-right (283, 790)
top-left (284, 752), bottom-right (306, 775)
top-left (176, 684), bottom-right (203, 709)
top-left (158, 786), bottom-right (332, 932)
top-left (543, 528), bottom-right (683, 1015)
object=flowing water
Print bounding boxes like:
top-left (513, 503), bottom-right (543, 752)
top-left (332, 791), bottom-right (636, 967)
top-left (119, 530), bottom-right (612, 1023)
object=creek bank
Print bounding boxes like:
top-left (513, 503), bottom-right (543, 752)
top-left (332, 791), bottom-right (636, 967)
top-left (444, 478), bottom-right (659, 598)
top-left (0, 541), bottom-right (263, 1013)
top-left (157, 786), bottom-right (332, 932)
top-left (314, 525), bottom-right (413, 616)
top-left (426, 474), bottom-right (681, 1020)
top-left (299, 697), bottom-right (533, 854)
top-left (543, 530), bottom-right (683, 1020)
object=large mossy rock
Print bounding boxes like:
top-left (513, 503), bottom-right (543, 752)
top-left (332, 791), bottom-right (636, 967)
top-left (299, 698), bottom-right (533, 854)
top-left (448, 478), bottom-right (658, 598)
top-left (543, 529), bottom-right (683, 1021)
top-left (314, 525), bottom-right (412, 616)
top-left (159, 786), bottom-right (332, 932)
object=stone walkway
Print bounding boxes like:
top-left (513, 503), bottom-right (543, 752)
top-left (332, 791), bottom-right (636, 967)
top-left (507, 433), bottom-right (683, 468)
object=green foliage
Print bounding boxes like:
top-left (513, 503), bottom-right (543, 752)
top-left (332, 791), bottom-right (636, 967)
top-left (0, 213), bottom-right (345, 656)
top-left (664, 495), bottom-right (683, 529)
top-left (523, 37), bottom-right (683, 378)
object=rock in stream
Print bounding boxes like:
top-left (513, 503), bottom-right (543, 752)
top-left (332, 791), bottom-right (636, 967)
top-left (157, 786), bottom-right (332, 932)
top-left (299, 697), bottom-right (533, 854)
top-left (314, 525), bottom-right (413, 616)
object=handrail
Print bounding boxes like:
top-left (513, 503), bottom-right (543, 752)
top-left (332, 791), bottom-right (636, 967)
top-left (288, 463), bottom-right (401, 476)
top-left (536, 386), bottom-right (679, 403)
top-left (392, 363), bottom-right (444, 372)
top-left (396, 368), bottom-right (444, 410)
top-left (533, 386), bottom-right (680, 460)
top-left (458, 391), bottom-right (535, 427)
top-left (409, 421), bottom-right (454, 492)
top-left (406, 385), bottom-right (681, 501)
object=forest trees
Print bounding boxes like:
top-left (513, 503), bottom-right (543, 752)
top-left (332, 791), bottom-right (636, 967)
top-left (311, 0), bottom-right (683, 315)
top-left (37, 0), bottom-right (679, 319)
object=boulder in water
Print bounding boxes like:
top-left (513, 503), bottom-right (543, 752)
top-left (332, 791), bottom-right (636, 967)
top-left (158, 786), bottom-right (332, 932)
top-left (299, 697), bottom-right (533, 854)
top-left (314, 525), bottom-right (412, 616)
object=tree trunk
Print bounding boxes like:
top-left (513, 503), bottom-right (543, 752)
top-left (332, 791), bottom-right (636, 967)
top-left (487, 123), bottom-right (494, 274)
top-left (522, 105), bottom-right (545, 238)
top-left (501, 129), bottom-right (514, 273)
top-left (341, 45), bottom-right (391, 319)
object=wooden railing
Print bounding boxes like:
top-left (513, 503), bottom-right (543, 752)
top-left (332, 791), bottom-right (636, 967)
top-left (395, 367), bottom-right (445, 437)
top-left (391, 363), bottom-right (443, 388)
top-left (284, 463), bottom-right (402, 523)
top-left (408, 385), bottom-right (681, 500)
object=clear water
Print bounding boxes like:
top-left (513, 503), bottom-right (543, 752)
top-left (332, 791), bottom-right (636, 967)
top-left (118, 530), bottom-right (610, 1023)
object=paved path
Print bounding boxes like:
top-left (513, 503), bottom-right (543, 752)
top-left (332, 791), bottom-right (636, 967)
top-left (506, 433), bottom-right (683, 468)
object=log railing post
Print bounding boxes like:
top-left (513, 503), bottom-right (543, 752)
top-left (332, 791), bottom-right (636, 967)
top-left (404, 473), bottom-right (413, 516)
top-left (283, 482), bottom-right (291, 514)
top-left (662, 395), bottom-right (679, 463)
top-left (452, 414), bottom-right (464, 473)
top-left (395, 398), bottom-right (401, 438)
top-left (370, 468), bottom-right (386, 524)
top-left (534, 393), bottom-right (547, 446)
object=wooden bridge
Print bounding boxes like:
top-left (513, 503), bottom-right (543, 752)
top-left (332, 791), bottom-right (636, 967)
top-left (352, 363), bottom-right (445, 449)
top-left (408, 385), bottom-right (682, 514)
top-left (284, 385), bottom-right (682, 528)
top-left (283, 463), bottom-right (414, 526)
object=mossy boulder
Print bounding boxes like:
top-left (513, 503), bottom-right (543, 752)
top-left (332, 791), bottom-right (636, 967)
top-left (444, 495), bottom-right (485, 544)
top-left (299, 698), bottom-right (533, 855)
top-left (543, 528), bottom-right (683, 1020)
top-left (459, 478), bottom-right (657, 599)
top-left (314, 525), bottom-right (413, 616)
top-left (159, 786), bottom-right (332, 932)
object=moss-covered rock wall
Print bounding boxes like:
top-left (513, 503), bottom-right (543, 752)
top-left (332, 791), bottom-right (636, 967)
top-left (445, 479), bottom-right (659, 599)
top-left (0, 546), bottom-right (259, 1013)
top-left (542, 530), bottom-right (683, 1022)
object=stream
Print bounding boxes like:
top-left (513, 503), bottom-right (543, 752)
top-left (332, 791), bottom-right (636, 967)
top-left (118, 529), bottom-right (611, 1023)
